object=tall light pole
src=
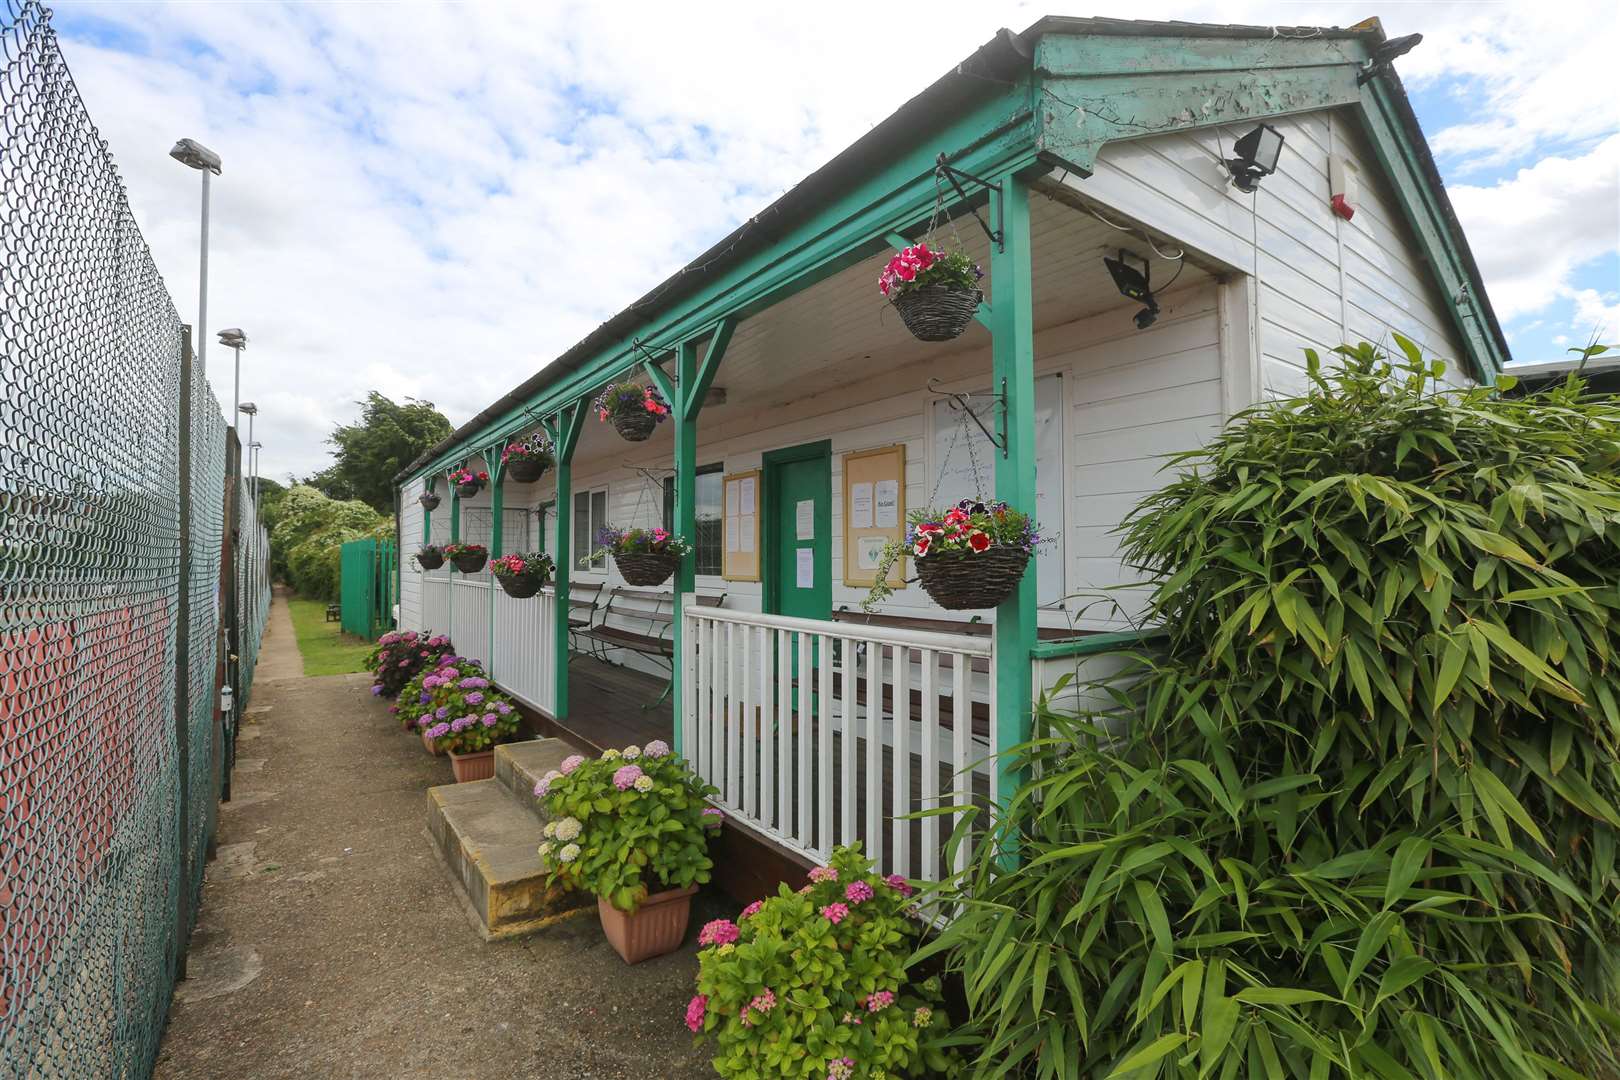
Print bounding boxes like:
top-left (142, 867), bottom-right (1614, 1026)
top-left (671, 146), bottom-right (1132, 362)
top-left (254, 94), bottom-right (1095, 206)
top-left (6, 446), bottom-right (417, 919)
top-left (248, 441), bottom-right (263, 503)
top-left (239, 402), bottom-right (258, 495)
top-left (169, 138), bottom-right (221, 377)
top-left (218, 328), bottom-right (247, 432)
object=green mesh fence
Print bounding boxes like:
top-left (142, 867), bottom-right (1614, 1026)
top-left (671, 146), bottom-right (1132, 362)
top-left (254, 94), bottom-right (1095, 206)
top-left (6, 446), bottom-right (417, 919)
top-left (0, 2), bottom-right (268, 1074)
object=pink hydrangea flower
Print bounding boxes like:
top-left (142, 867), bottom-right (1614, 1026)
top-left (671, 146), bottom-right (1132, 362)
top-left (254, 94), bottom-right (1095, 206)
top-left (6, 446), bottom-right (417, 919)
top-left (747, 989), bottom-right (776, 1017)
top-left (885, 873), bottom-right (915, 898)
top-left (684, 994), bottom-right (707, 1033)
top-left (698, 919), bottom-right (740, 947)
top-left (845, 881), bottom-right (874, 904)
top-left (828, 1058), bottom-right (856, 1080)
top-left (612, 764), bottom-right (643, 791)
top-left (701, 808), bottom-right (724, 828)
top-left (820, 903), bottom-right (849, 925)
top-left (739, 900), bottom-right (763, 920)
top-left (559, 754), bottom-right (585, 775)
top-left (808, 866), bottom-right (839, 883)
top-left (866, 990), bottom-right (895, 1012)
top-left (644, 739), bottom-right (671, 757)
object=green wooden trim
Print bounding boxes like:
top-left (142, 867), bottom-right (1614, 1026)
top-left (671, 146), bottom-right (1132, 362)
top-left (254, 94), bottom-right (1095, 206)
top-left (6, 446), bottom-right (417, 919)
top-left (760, 440), bottom-right (833, 616)
top-left (449, 491), bottom-right (461, 543)
top-left (684, 317), bottom-right (735, 423)
top-left (642, 357), bottom-right (676, 406)
top-left (761, 439), bottom-right (832, 467)
top-left (1030, 627), bottom-right (1167, 659)
top-left (670, 339), bottom-right (699, 754)
top-left (989, 173), bottom-right (1036, 862)
top-left (402, 84), bottom-right (1039, 483)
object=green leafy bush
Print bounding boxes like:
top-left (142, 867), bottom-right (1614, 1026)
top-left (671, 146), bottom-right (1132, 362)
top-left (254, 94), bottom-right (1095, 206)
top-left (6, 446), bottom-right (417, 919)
top-left (534, 742), bottom-right (717, 912)
top-left (689, 845), bottom-right (956, 1080)
top-left (932, 342), bottom-right (1620, 1078)
top-left (269, 484), bottom-right (387, 599)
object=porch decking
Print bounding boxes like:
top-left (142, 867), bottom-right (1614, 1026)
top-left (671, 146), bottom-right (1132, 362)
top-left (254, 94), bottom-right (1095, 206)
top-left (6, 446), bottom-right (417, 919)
top-left (555, 655), bottom-right (673, 753)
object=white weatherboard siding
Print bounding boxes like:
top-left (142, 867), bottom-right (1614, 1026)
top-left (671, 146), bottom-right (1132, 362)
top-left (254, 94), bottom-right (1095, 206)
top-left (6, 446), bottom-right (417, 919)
top-left (398, 478), bottom-right (424, 631)
top-left (1058, 106), bottom-right (1468, 400)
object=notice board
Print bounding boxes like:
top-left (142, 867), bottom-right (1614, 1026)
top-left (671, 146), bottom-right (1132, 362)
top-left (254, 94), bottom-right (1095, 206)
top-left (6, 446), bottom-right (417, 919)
top-left (721, 469), bottom-right (761, 582)
top-left (842, 444), bottom-right (905, 589)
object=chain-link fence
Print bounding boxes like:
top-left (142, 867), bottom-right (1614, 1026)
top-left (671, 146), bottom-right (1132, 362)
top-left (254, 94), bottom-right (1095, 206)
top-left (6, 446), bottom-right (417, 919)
top-left (0, 2), bottom-right (270, 1075)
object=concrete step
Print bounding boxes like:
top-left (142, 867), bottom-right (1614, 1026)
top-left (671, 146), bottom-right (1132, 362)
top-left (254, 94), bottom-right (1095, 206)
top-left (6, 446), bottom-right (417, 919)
top-left (493, 739), bottom-right (575, 817)
top-left (426, 739), bottom-right (589, 940)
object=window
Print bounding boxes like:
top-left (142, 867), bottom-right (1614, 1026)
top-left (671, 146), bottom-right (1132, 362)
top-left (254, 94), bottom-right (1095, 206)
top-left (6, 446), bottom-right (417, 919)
top-left (573, 488), bottom-right (609, 571)
top-left (663, 464), bottom-right (723, 575)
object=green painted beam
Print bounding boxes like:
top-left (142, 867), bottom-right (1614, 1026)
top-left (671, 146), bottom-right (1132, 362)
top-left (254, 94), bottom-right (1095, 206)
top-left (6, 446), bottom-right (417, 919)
top-left (683, 317), bottom-right (735, 423)
top-left (1035, 32), bottom-right (1369, 77)
top-left (884, 231), bottom-right (993, 330)
top-left (989, 172), bottom-right (1037, 863)
top-left (670, 338), bottom-right (699, 755)
top-left (1029, 627), bottom-right (1168, 659)
top-left (642, 357), bottom-right (676, 406)
top-left (549, 396), bottom-right (592, 720)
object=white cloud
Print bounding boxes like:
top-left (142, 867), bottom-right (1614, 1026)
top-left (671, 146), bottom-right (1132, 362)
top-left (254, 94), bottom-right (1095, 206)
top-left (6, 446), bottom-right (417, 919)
top-left (48, 0), bottom-right (1619, 477)
top-left (1566, 287), bottom-right (1620, 344)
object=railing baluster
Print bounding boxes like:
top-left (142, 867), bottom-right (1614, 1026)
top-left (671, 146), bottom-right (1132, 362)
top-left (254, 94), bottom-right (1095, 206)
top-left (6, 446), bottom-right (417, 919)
top-left (891, 643), bottom-right (910, 880)
top-left (865, 642), bottom-right (883, 871)
top-left (816, 632), bottom-right (833, 858)
top-left (952, 655), bottom-right (971, 877)
top-left (920, 648), bottom-right (938, 883)
top-left (759, 626), bottom-right (773, 828)
top-left (797, 630), bottom-right (813, 847)
top-left (840, 636), bottom-right (855, 848)
top-left (777, 629), bottom-right (793, 835)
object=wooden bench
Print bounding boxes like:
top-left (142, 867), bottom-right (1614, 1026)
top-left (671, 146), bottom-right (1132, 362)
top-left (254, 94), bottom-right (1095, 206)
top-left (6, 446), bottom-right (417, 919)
top-left (564, 581), bottom-right (605, 661)
top-left (576, 589), bottom-right (725, 705)
top-left (325, 603), bottom-right (341, 622)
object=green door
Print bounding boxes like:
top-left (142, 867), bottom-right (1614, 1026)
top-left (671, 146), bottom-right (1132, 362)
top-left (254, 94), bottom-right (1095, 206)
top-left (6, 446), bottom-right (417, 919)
top-left (766, 443), bottom-right (831, 621)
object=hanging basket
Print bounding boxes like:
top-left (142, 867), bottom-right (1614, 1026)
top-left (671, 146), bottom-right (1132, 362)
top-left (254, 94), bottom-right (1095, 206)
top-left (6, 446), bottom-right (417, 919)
top-left (452, 552), bottom-right (488, 574)
top-left (457, 481), bottom-right (483, 498)
top-left (613, 551), bottom-right (679, 586)
top-left (611, 411), bottom-right (658, 442)
top-left (891, 286), bottom-right (983, 342)
top-left (506, 458), bottom-right (550, 484)
top-left (419, 492), bottom-right (441, 511)
top-left (915, 546), bottom-right (1030, 610)
top-left (496, 572), bottom-right (544, 599)
top-left (415, 549), bottom-right (445, 570)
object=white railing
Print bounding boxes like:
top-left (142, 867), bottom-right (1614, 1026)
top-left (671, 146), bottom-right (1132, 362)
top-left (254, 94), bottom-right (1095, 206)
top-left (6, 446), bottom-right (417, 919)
top-left (450, 576), bottom-right (492, 670)
top-left (422, 573), bottom-right (451, 635)
top-left (492, 586), bottom-right (557, 715)
top-left (682, 598), bottom-right (994, 884)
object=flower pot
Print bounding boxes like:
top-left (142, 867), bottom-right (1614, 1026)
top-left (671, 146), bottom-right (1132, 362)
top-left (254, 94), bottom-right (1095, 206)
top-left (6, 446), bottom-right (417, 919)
top-left (419, 492), bottom-right (441, 511)
top-left (891, 285), bottom-right (983, 342)
top-left (506, 458), bottom-right (550, 483)
top-left (452, 552), bottom-right (487, 574)
top-left (496, 572), bottom-right (544, 599)
top-left (421, 728), bottom-right (446, 756)
top-left (611, 410), bottom-right (658, 442)
top-left (457, 481), bottom-right (482, 498)
top-left (416, 550), bottom-right (444, 570)
top-left (613, 551), bottom-right (679, 586)
top-left (915, 545), bottom-right (1031, 610)
top-left (597, 884), bottom-right (698, 964)
top-left (449, 749), bottom-right (495, 783)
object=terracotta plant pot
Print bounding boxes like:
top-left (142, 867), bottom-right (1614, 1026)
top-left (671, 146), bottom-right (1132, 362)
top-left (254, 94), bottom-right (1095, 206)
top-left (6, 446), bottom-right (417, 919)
top-left (449, 749), bottom-right (495, 783)
top-left (452, 552), bottom-right (487, 574)
top-left (419, 492), bottom-right (441, 511)
top-left (597, 884), bottom-right (698, 964)
top-left (506, 458), bottom-right (550, 483)
top-left (421, 728), bottom-right (446, 756)
top-left (457, 481), bottom-right (482, 498)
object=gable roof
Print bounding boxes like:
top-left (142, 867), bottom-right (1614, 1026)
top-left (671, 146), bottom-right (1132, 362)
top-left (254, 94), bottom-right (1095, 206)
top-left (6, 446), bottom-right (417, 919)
top-left (400, 15), bottom-right (1507, 482)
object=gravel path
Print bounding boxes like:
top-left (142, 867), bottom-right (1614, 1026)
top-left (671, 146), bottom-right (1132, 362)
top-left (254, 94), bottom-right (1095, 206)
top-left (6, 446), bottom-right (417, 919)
top-left (155, 590), bottom-right (718, 1079)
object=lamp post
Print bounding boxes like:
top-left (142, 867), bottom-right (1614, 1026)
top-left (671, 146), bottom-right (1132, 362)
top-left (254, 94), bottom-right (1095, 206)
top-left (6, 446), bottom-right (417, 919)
top-left (169, 138), bottom-right (221, 376)
top-left (218, 328), bottom-right (247, 433)
top-left (248, 441), bottom-right (262, 504)
top-left (239, 401), bottom-right (257, 494)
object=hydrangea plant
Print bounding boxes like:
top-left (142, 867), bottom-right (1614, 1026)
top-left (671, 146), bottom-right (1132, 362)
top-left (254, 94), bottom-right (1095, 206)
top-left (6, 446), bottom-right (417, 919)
top-left (409, 657), bottom-right (520, 753)
top-left (534, 741), bottom-right (718, 912)
top-left (687, 845), bottom-right (955, 1080)
top-left (365, 629), bottom-right (453, 698)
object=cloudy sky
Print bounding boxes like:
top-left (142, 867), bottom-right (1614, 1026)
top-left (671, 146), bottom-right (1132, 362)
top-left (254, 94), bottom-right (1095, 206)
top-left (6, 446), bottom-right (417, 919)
top-left (52, 0), bottom-right (1620, 481)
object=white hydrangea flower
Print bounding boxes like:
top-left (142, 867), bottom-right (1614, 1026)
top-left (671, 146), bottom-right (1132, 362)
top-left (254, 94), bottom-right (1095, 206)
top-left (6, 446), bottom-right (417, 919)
top-left (632, 775), bottom-right (655, 793)
top-left (553, 816), bottom-right (583, 842)
top-left (601, 748), bottom-right (621, 760)
top-left (622, 744), bottom-right (641, 760)
top-left (537, 840), bottom-right (554, 861)
top-left (542, 820), bottom-right (557, 839)
top-left (558, 843), bottom-right (581, 863)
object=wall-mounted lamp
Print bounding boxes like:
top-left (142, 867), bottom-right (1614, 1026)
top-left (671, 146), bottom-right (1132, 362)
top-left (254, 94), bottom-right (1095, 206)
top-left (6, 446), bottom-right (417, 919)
top-left (1225, 123), bottom-right (1284, 193)
top-left (1104, 249), bottom-right (1160, 330)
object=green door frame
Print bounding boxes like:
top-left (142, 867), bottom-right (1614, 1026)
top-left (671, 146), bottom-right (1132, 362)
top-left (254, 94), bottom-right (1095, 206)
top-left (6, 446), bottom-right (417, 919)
top-left (760, 440), bottom-right (833, 617)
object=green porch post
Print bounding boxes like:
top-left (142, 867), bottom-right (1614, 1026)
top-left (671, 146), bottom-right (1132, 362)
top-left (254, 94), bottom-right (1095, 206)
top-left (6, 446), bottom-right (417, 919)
top-left (990, 173), bottom-right (1036, 849)
top-left (549, 401), bottom-right (589, 720)
top-left (489, 450), bottom-right (506, 557)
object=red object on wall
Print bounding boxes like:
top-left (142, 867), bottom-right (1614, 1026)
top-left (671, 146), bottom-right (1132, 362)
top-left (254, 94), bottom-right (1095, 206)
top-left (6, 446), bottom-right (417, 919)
top-left (1331, 193), bottom-right (1355, 221)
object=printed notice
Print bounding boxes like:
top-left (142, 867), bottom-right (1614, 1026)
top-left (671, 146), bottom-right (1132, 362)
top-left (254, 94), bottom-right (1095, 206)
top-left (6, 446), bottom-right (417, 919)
top-left (739, 477), bottom-right (756, 516)
top-left (874, 480), bottom-right (900, 529)
top-left (796, 548), bottom-right (814, 589)
top-left (849, 482), bottom-right (873, 530)
top-left (739, 515), bottom-right (755, 552)
top-left (795, 499), bottom-right (815, 540)
top-left (726, 481), bottom-right (740, 515)
top-left (726, 517), bottom-right (739, 552)
top-left (857, 536), bottom-right (886, 571)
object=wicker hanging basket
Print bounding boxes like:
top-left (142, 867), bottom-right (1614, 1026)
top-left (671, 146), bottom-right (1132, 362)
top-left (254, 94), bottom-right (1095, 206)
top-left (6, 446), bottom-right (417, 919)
top-left (457, 481), bottom-right (483, 498)
top-left (914, 546), bottom-right (1030, 610)
top-left (613, 551), bottom-right (679, 586)
top-left (452, 552), bottom-right (488, 574)
top-left (496, 572), bottom-right (544, 599)
top-left (506, 458), bottom-right (550, 484)
top-left (891, 286), bottom-right (983, 342)
top-left (419, 492), bottom-right (441, 511)
top-left (415, 549), bottom-right (445, 570)
top-left (611, 410), bottom-right (658, 442)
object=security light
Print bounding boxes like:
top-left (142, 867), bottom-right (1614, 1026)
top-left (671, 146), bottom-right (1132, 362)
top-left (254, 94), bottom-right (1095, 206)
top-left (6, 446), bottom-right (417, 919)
top-left (238, 402), bottom-right (257, 415)
top-left (1103, 249), bottom-right (1160, 330)
top-left (168, 138), bottom-right (222, 175)
top-left (1225, 123), bottom-right (1284, 193)
top-left (217, 327), bottom-right (247, 349)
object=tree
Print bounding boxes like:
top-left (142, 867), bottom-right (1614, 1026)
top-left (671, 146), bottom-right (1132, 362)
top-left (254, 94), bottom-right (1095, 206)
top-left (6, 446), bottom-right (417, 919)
top-left (308, 392), bottom-right (452, 513)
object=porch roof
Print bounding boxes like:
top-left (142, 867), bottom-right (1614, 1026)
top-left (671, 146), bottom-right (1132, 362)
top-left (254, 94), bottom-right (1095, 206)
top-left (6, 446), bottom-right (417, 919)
top-left (398, 15), bottom-right (1508, 485)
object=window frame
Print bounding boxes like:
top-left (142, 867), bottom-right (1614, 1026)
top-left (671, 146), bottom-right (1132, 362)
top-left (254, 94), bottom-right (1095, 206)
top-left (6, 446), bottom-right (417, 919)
top-left (663, 463), bottom-right (724, 577)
